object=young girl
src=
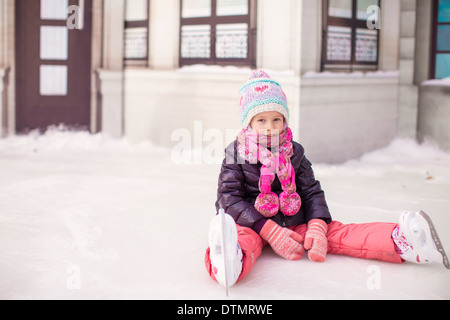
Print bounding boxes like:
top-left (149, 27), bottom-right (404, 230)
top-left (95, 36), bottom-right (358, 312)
top-left (205, 70), bottom-right (448, 288)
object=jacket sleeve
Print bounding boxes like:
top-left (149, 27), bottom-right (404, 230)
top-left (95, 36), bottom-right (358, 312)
top-left (215, 142), bottom-right (267, 233)
top-left (296, 156), bottom-right (332, 224)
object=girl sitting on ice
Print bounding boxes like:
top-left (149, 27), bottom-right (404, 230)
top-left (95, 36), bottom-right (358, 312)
top-left (205, 70), bottom-right (449, 288)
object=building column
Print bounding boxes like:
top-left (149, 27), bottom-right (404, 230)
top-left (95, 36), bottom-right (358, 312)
top-left (96, 70), bottom-right (124, 138)
top-left (257, 0), bottom-right (302, 142)
top-left (148, 0), bottom-right (180, 70)
top-left (96, 0), bottom-right (125, 138)
top-left (0, 0), bottom-right (12, 137)
top-left (397, 0), bottom-right (419, 138)
top-left (0, 67), bottom-right (9, 137)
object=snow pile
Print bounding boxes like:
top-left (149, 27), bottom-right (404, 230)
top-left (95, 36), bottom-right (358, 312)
top-left (178, 64), bottom-right (251, 75)
top-left (0, 129), bottom-right (449, 300)
top-left (178, 64), bottom-right (296, 78)
top-left (302, 70), bottom-right (399, 79)
top-left (0, 125), bottom-right (159, 154)
top-left (344, 138), bottom-right (449, 167)
top-left (421, 77), bottom-right (450, 87)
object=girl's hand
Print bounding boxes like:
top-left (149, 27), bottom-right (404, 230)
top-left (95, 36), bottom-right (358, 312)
top-left (304, 219), bottom-right (328, 263)
top-left (259, 220), bottom-right (304, 260)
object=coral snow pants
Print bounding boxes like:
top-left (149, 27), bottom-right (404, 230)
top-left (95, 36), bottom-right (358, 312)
top-left (205, 221), bottom-right (403, 284)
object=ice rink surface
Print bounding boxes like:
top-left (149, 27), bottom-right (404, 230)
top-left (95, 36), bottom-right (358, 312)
top-left (0, 128), bottom-right (449, 300)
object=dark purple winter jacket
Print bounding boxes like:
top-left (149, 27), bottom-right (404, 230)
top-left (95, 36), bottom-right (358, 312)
top-left (215, 140), bottom-right (332, 234)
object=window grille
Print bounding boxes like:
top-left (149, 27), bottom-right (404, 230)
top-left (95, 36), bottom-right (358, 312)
top-left (179, 0), bottom-right (257, 68)
top-left (124, 0), bottom-right (149, 66)
top-left (321, 0), bottom-right (380, 72)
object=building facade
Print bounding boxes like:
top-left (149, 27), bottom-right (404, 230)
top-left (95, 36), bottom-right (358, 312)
top-left (1, 0), bottom-right (449, 163)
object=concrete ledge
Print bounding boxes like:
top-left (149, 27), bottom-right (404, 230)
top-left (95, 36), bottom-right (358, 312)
top-left (96, 69), bottom-right (124, 139)
top-left (417, 79), bottom-right (450, 152)
top-left (301, 71), bottom-right (399, 87)
top-left (123, 68), bottom-right (301, 145)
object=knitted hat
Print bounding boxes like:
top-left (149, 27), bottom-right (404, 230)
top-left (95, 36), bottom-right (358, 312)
top-left (239, 70), bottom-right (289, 129)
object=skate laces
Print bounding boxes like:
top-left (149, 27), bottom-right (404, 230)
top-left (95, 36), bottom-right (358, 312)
top-left (392, 225), bottom-right (413, 255)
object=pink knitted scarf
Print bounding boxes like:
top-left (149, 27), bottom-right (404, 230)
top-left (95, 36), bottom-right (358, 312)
top-left (238, 127), bottom-right (302, 217)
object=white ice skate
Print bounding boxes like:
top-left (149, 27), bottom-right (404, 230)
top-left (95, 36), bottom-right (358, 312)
top-left (208, 209), bottom-right (243, 295)
top-left (398, 211), bottom-right (449, 269)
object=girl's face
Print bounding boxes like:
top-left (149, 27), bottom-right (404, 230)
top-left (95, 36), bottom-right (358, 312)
top-left (250, 111), bottom-right (285, 136)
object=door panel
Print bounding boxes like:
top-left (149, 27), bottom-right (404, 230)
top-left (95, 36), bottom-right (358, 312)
top-left (16, 0), bottom-right (92, 132)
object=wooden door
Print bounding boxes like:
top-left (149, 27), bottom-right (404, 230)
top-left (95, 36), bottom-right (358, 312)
top-left (15, 0), bottom-right (92, 132)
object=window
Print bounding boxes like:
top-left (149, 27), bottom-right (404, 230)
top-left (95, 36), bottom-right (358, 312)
top-left (431, 0), bottom-right (450, 79)
top-left (321, 0), bottom-right (380, 72)
top-left (124, 0), bottom-right (149, 66)
top-left (179, 0), bottom-right (257, 68)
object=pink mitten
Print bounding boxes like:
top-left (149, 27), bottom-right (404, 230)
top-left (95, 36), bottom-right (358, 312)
top-left (259, 220), bottom-right (305, 261)
top-left (304, 219), bottom-right (328, 263)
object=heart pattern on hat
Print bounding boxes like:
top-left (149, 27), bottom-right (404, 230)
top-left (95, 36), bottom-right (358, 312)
top-left (254, 85), bottom-right (269, 94)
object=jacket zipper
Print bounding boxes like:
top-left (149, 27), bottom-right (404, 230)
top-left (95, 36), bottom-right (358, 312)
top-left (280, 215), bottom-right (287, 227)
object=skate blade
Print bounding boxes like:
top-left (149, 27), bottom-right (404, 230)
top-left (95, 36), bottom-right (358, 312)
top-left (209, 211), bottom-right (240, 291)
top-left (419, 211), bottom-right (450, 270)
top-left (220, 209), bottom-right (230, 296)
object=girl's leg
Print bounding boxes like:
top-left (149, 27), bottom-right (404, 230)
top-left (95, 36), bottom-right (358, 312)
top-left (205, 225), bottom-right (266, 284)
top-left (326, 221), bottom-right (403, 263)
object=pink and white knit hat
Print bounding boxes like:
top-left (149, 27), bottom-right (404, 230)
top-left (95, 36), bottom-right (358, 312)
top-left (239, 70), bottom-right (289, 129)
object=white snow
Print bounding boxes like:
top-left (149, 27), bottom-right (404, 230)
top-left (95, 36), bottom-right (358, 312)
top-left (178, 64), bottom-right (297, 78)
top-left (302, 70), bottom-right (399, 79)
top-left (421, 77), bottom-right (450, 87)
top-left (1, 127), bottom-right (450, 300)
top-left (178, 64), bottom-right (252, 74)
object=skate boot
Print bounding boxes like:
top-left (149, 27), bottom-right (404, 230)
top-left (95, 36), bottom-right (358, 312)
top-left (395, 211), bottom-right (449, 269)
top-left (208, 209), bottom-right (243, 290)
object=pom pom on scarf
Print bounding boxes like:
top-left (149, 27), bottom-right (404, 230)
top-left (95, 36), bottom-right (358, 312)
top-left (279, 191), bottom-right (301, 216)
top-left (255, 192), bottom-right (279, 218)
